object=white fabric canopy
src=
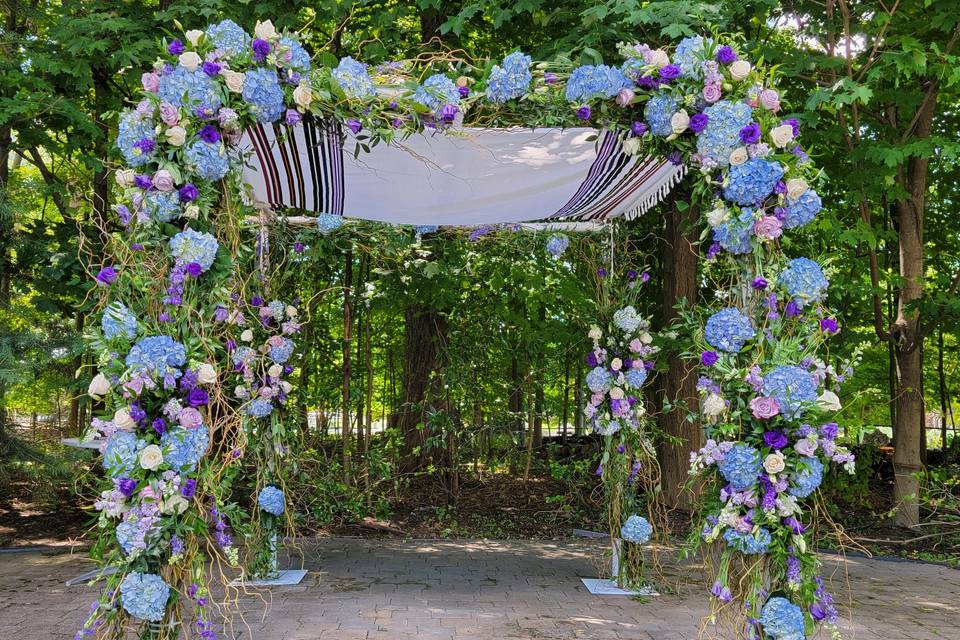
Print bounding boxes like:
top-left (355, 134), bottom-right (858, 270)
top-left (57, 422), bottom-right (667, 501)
top-left (240, 118), bottom-right (684, 225)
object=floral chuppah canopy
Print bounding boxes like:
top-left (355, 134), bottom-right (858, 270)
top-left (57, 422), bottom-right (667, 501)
top-left (82, 15), bottom-right (855, 640)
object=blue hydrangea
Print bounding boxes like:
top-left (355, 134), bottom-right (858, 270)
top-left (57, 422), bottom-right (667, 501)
top-left (244, 397), bottom-right (274, 418)
top-left (487, 51), bottom-right (532, 103)
top-left (415, 224), bottom-right (439, 235)
top-left (723, 527), bottom-right (772, 554)
top-left (620, 57), bottom-right (647, 83)
top-left (586, 366), bottom-right (613, 393)
top-left (258, 485), bottom-right (285, 515)
top-left (269, 337), bottom-right (295, 363)
top-left (116, 110), bottom-right (156, 167)
top-left (279, 36), bottom-right (311, 73)
top-left (242, 67), bottom-right (285, 123)
top-left (119, 572), bottom-right (170, 622)
top-left (205, 19), bottom-right (251, 57)
top-left (712, 208), bottom-right (755, 255)
top-left (102, 302), bottom-right (138, 340)
top-left (762, 365), bottom-right (818, 418)
top-left (546, 234), bottom-right (569, 257)
top-left (414, 74), bottom-right (460, 112)
top-left (564, 65), bottom-right (629, 102)
top-left (789, 456), bottom-right (824, 498)
top-left (143, 190), bottom-right (181, 222)
top-left (125, 335), bottom-right (187, 377)
top-left (784, 189), bottom-right (821, 229)
top-left (102, 431), bottom-right (143, 478)
top-left (593, 417), bottom-right (621, 436)
top-left (317, 213), bottom-right (343, 235)
top-left (696, 101), bottom-right (753, 165)
top-left (158, 66), bottom-right (221, 110)
top-left (267, 300), bottom-right (287, 318)
top-left (723, 158), bottom-right (784, 205)
top-left (705, 307), bottom-right (755, 352)
top-left (674, 36), bottom-right (711, 78)
top-left (332, 57), bottom-right (375, 99)
top-left (620, 514), bottom-right (652, 544)
top-left (717, 443), bottom-right (762, 490)
top-left (161, 425), bottom-right (209, 472)
top-left (115, 517), bottom-right (137, 556)
top-left (231, 346), bottom-right (254, 366)
top-left (644, 94), bottom-right (678, 137)
top-left (779, 257), bottom-right (829, 307)
top-left (169, 228), bottom-right (219, 271)
top-left (760, 597), bottom-right (806, 640)
top-left (625, 368), bottom-right (648, 389)
top-left (185, 140), bottom-right (230, 181)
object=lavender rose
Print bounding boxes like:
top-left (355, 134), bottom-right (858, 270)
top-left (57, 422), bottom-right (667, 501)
top-left (749, 396), bottom-right (780, 420)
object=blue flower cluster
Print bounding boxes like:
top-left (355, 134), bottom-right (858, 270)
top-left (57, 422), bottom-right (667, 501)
top-left (779, 257), bottom-right (828, 307)
top-left (119, 572), bottom-right (170, 622)
top-left (760, 597), bottom-right (806, 640)
top-left (712, 208), bottom-right (754, 255)
top-left (762, 365), bottom-right (818, 418)
top-left (169, 228), bottom-right (219, 271)
top-left (705, 307), bottom-right (755, 352)
top-left (102, 302), bottom-right (138, 340)
top-left (789, 456), bottom-right (824, 498)
top-left (103, 431), bottom-right (143, 478)
top-left (269, 337), bottom-right (295, 363)
top-left (717, 443), bottom-right (762, 490)
top-left (242, 67), bottom-right (285, 123)
top-left (486, 51), bottom-right (532, 103)
top-left (414, 74), bottom-right (460, 112)
top-left (696, 101), bottom-right (753, 165)
top-left (161, 426), bottom-right (209, 472)
top-left (258, 485), bottom-right (286, 516)
top-left (565, 65), bottom-right (629, 102)
top-left (784, 190), bottom-right (822, 229)
top-left (158, 66), bottom-right (221, 110)
top-left (332, 57), bottom-right (375, 99)
top-left (620, 514), bottom-right (653, 544)
top-left (205, 19), bottom-right (250, 57)
top-left (245, 397), bottom-right (275, 418)
top-left (723, 527), bottom-right (772, 554)
top-left (116, 111), bottom-right (155, 167)
top-left (414, 225), bottom-right (439, 235)
top-left (723, 158), bottom-right (784, 205)
top-left (625, 368), bottom-right (648, 389)
top-left (545, 234), bottom-right (569, 257)
top-left (280, 36), bottom-right (311, 73)
top-left (644, 94), bottom-right (678, 137)
top-left (143, 191), bottom-right (181, 222)
top-left (674, 36), bottom-right (710, 78)
top-left (126, 335), bottom-right (187, 377)
top-left (317, 212), bottom-right (343, 235)
top-left (185, 140), bottom-right (230, 181)
top-left (115, 516), bottom-right (138, 556)
top-left (586, 366), bottom-right (613, 393)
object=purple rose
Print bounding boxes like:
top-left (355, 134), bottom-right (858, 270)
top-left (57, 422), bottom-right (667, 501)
top-left (118, 478), bottom-right (137, 497)
top-left (187, 387), bottom-right (209, 407)
top-left (716, 45), bottom-right (737, 65)
top-left (689, 112), bottom-right (709, 134)
top-left (198, 124), bottom-right (221, 143)
top-left (658, 64), bottom-right (680, 81)
top-left (739, 122), bottom-right (761, 144)
top-left (763, 431), bottom-right (788, 449)
top-left (749, 396), bottom-right (780, 420)
top-left (167, 40), bottom-right (185, 55)
top-left (819, 318), bottom-right (839, 334)
top-left (252, 38), bottom-right (271, 60)
top-left (179, 183), bottom-right (199, 202)
top-left (576, 105), bottom-right (591, 121)
top-left (700, 351), bottom-right (719, 367)
top-left (95, 265), bottom-right (118, 285)
top-left (345, 118), bottom-right (362, 134)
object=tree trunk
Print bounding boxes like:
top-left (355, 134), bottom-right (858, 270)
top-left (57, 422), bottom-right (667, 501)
top-left (938, 326), bottom-right (947, 450)
top-left (341, 248), bottom-right (353, 484)
top-left (573, 362), bottom-right (584, 436)
top-left (561, 356), bottom-right (570, 443)
top-left (658, 190), bottom-right (703, 511)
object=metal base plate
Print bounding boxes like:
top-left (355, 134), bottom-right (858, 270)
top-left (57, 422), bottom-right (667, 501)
top-left (580, 578), bottom-right (658, 596)
top-left (230, 569), bottom-right (307, 587)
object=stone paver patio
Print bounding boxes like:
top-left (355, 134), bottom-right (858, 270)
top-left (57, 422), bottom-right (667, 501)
top-left (0, 538), bottom-right (956, 639)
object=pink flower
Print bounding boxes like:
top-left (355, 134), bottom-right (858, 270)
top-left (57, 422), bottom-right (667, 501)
top-left (591, 392), bottom-right (605, 405)
top-left (753, 215), bottom-right (783, 240)
top-left (152, 170), bottom-right (175, 192)
top-left (616, 88), bottom-right (635, 107)
top-left (795, 438), bottom-right (818, 456)
top-left (178, 407), bottom-right (203, 429)
top-left (159, 102), bottom-right (180, 126)
top-left (749, 396), bottom-right (780, 420)
top-left (759, 89), bottom-right (780, 112)
top-left (267, 335), bottom-right (285, 348)
top-left (141, 72), bottom-right (160, 93)
top-left (702, 83), bottom-right (722, 104)
top-left (139, 486), bottom-right (158, 500)
top-left (629, 338), bottom-right (642, 353)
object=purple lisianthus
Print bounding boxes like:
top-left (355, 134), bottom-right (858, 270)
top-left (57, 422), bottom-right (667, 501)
top-left (706, 242), bottom-right (721, 259)
top-left (739, 122), bottom-right (761, 144)
top-left (784, 516), bottom-right (806, 534)
top-left (689, 113), bottom-right (709, 134)
top-left (576, 105), bottom-right (591, 121)
top-left (134, 174), bottom-right (153, 190)
top-left (345, 118), bottom-right (362, 134)
top-left (285, 109), bottom-right (302, 126)
top-left (785, 299), bottom-right (801, 317)
top-left (752, 277), bottom-right (768, 290)
top-left (701, 351), bottom-right (719, 367)
top-left (96, 265), bottom-right (118, 285)
top-left (202, 61), bottom-right (221, 77)
top-left (152, 418), bottom-right (167, 435)
top-left (627, 270), bottom-right (638, 281)
top-left (586, 352), bottom-right (599, 367)
top-left (184, 262), bottom-right (203, 278)
top-left (168, 40), bottom-right (185, 55)
top-left (667, 150), bottom-right (682, 165)
top-left (763, 430), bottom-right (788, 449)
top-left (658, 64), bottom-right (680, 81)
top-left (293, 241), bottom-right (305, 254)
top-left (820, 422), bottom-right (839, 439)
top-left (458, 85), bottom-right (469, 98)
top-left (252, 38), bottom-right (271, 60)
top-left (716, 45), bottom-right (737, 64)
top-left (820, 317), bottom-right (839, 333)
top-left (179, 183), bottom-right (199, 202)
top-left (640, 271), bottom-right (651, 283)
top-left (118, 478), bottom-right (137, 497)
top-left (186, 387), bottom-right (209, 407)
top-left (596, 267), bottom-right (607, 277)
top-left (251, 296), bottom-right (264, 306)
top-left (440, 104), bottom-right (458, 123)
top-left (784, 117), bottom-right (800, 137)
top-left (198, 125), bottom-right (221, 143)
top-left (181, 478), bottom-right (196, 498)
top-left (631, 121), bottom-right (648, 136)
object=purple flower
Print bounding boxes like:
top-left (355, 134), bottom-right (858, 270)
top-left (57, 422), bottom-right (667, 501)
top-left (739, 122), bottom-right (761, 144)
top-left (820, 318), bottom-right (839, 333)
top-left (345, 118), bottom-right (362, 134)
top-left (785, 299), bottom-right (801, 317)
top-left (184, 262), bottom-right (203, 278)
top-left (134, 137), bottom-right (155, 154)
top-left (820, 422), bottom-right (839, 439)
top-left (131, 243), bottom-right (143, 251)
top-left (774, 180), bottom-right (787, 195)
top-left (95, 266), bottom-right (118, 285)
top-left (118, 478), bottom-right (137, 497)
top-left (179, 183), bottom-right (199, 202)
top-left (595, 464), bottom-right (603, 476)
top-left (701, 351), bottom-right (719, 367)
top-left (285, 109), bottom-right (302, 126)
top-left (596, 267), bottom-right (607, 277)
top-left (187, 387), bottom-right (209, 407)
top-left (252, 38), bottom-right (271, 60)
top-left (152, 418), bottom-right (167, 435)
top-left (706, 242), bottom-right (721, 259)
top-left (784, 516), bottom-right (806, 534)
top-left (544, 72), bottom-right (558, 85)
top-left (658, 64), bottom-right (680, 81)
top-left (586, 352), bottom-right (599, 367)
top-left (134, 174), bottom-right (153, 190)
top-left (251, 296), bottom-right (264, 306)
top-left (293, 241), bottom-right (305, 253)
top-left (167, 40), bottom-right (185, 55)
top-left (689, 113), bottom-right (709, 134)
top-left (752, 277), bottom-right (768, 290)
top-left (640, 271), bottom-right (651, 283)
top-left (440, 104), bottom-right (459, 123)
top-left (784, 118), bottom-right (800, 137)
top-left (181, 479), bottom-right (196, 498)
top-left (627, 270), bottom-right (638, 281)
top-left (458, 85), bottom-right (469, 98)
top-left (763, 431), bottom-right (788, 449)
top-left (576, 105), bottom-right (591, 121)
top-left (810, 602), bottom-right (826, 622)
top-left (198, 125), bottom-right (220, 143)
top-left (617, 444), bottom-right (626, 454)
top-left (631, 121), bottom-right (648, 136)
top-left (716, 45), bottom-right (737, 64)
top-left (201, 61), bottom-right (221, 77)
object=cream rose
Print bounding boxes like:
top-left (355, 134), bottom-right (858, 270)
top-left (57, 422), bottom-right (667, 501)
top-left (706, 206), bottom-right (729, 228)
top-left (285, 305), bottom-right (298, 317)
top-left (114, 407), bottom-right (137, 431)
top-left (185, 29), bottom-right (204, 47)
top-left (763, 451), bottom-right (786, 474)
top-left (184, 204), bottom-right (199, 219)
top-left (611, 358), bottom-right (623, 372)
top-left (770, 124), bottom-right (795, 148)
top-left (648, 49), bottom-right (670, 68)
top-left (816, 390), bottom-right (842, 412)
top-left (197, 363), bottom-right (218, 384)
top-left (640, 332), bottom-right (653, 344)
top-left (621, 137), bottom-right (641, 156)
top-left (240, 329), bottom-right (254, 342)
top-left (115, 169), bottom-right (136, 188)
top-left (293, 84), bottom-right (313, 109)
top-left (588, 325), bottom-right (602, 341)
top-left (165, 126), bottom-right (187, 147)
top-left (88, 373), bottom-right (111, 400)
top-left (139, 445), bottom-right (164, 471)
top-left (702, 393), bottom-right (726, 417)
top-left (280, 381), bottom-right (293, 394)
top-left (152, 169), bottom-right (175, 192)
top-left (729, 146), bottom-right (749, 166)
top-left (670, 109), bottom-right (690, 135)
top-left (729, 60), bottom-right (752, 81)
top-left (786, 178), bottom-right (808, 201)
top-left (162, 494), bottom-right (189, 515)
top-left (178, 51), bottom-right (202, 72)
top-left (221, 69), bottom-right (245, 93)
top-left (268, 364), bottom-right (283, 378)
top-left (254, 20), bottom-right (277, 40)
top-left (609, 387), bottom-right (625, 400)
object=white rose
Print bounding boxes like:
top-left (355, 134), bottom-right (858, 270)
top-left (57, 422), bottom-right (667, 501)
top-left (113, 407), bottom-right (137, 431)
top-left (786, 178), bottom-right (808, 201)
top-left (729, 146), bottom-right (749, 166)
top-left (611, 358), bottom-right (623, 371)
top-left (702, 393), bottom-right (726, 417)
top-left (165, 126), bottom-right (187, 147)
top-left (178, 51), bottom-right (202, 72)
top-left (88, 373), bottom-right (111, 400)
top-left (139, 444), bottom-right (164, 471)
top-left (197, 363), bottom-right (217, 385)
top-left (816, 390), bottom-right (842, 412)
top-left (621, 137), bottom-right (641, 156)
top-left (649, 49), bottom-right (670, 69)
top-left (185, 30), bottom-right (204, 47)
top-left (268, 364), bottom-right (283, 378)
top-left (254, 20), bottom-right (277, 40)
top-left (221, 69), bottom-right (245, 93)
top-left (184, 204), bottom-right (199, 219)
top-left (240, 329), bottom-right (254, 342)
top-left (706, 206), bottom-right (729, 228)
top-left (235, 385), bottom-right (249, 399)
top-left (670, 109), bottom-right (690, 135)
top-left (588, 325), bottom-right (602, 341)
top-left (115, 169), bottom-right (136, 188)
top-left (729, 60), bottom-right (752, 81)
top-left (293, 84), bottom-right (313, 110)
top-left (770, 124), bottom-right (795, 148)
top-left (609, 387), bottom-right (625, 400)
top-left (162, 495), bottom-right (189, 515)
top-left (763, 452), bottom-right (786, 475)
top-left (280, 381), bottom-right (293, 394)
top-left (640, 332), bottom-right (653, 345)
